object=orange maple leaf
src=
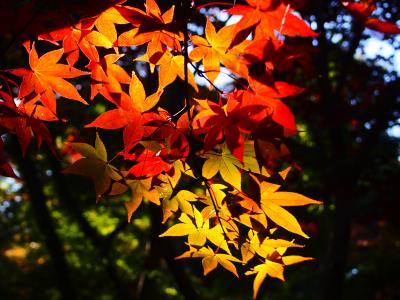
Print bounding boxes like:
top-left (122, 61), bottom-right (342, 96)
top-left (86, 53), bottom-right (131, 102)
top-left (117, 0), bottom-right (183, 64)
top-left (189, 18), bottom-right (249, 84)
top-left (85, 3), bottom-right (130, 43)
top-left (10, 43), bottom-right (88, 114)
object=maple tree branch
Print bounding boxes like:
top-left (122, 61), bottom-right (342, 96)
top-left (216, 68), bottom-right (250, 91)
top-left (189, 60), bottom-right (249, 93)
top-left (187, 154), bottom-right (231, 244)
top-left (182, 0), bottom-right (192, 123)
top-left (204, 179), bottom-right (230, 243)
top-left (189, 61), bottom-right (225, 94)
top-left (219, 215), bottom-right (240, 234)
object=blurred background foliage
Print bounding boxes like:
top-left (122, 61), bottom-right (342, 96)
top-left (0, 0), bottom-right (399, 299)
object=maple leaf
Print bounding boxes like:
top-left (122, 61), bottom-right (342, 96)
top-left (176, 246), bottom-right (242, 277)
top-left (40, 22), bottom-right (114, 66)
top-left (342, 1), bottom-right (400, 34)
top-left (250, 175), bottom-right (321, 238)
top-left (63, 133), bottom-right (122, 201)
top-left (240, 230), bottom-right (303, 263)
top-left (232, 89), bottom-right (297, 134)
top-left (136, 51), bottom-right (198, 92)
top-left (126, 71), bottom-right (164, 113)
top-left (0, 90), bottom-right (56, 156)
top-left (10, 44), bottom-right (89, 114)
top-left (228, 1), bottom-right (318, 40)
top-left (38, 1), bottom-right (130, 64)
top-left (193, 98), bottom-right (266, 161)
top-left (189, 18), bottom-right (249, 84)
top-left (86, 53), bottom-right (131, 101)
top-left (85, 70), bottom-right (161, 118)
top-left (125, 178), bottom-right (160, 222)
top-left (158, 187), bottom-right (199, 223)
top-left (202, 142), bottom-right (270, 186)
top-left (156, 163), bottom-right (199, 223)
top-left (159, 207), bottom-right (230, 253)
top-left (240, 37), bottom-right (314, 87)
top-left (122, 148), bottom-right (171, 178)
top-left (85, 4), bottom-right (130, 43)
top-left (243, 229), bottom-right (314, 298)
top-left (250, 81), bottom-right (305, 99)
top-left (201, 143), bottom-right (242, 191)
top-left (85, 71), bottom-right (163, 152)
top-left (281, 255), bottom-right (314, 265)
top-left (117, 0), bottom-right (183, 64)
top-left (245, 259), bottom-right (285, 299)
top-left (0, 139), bottom-right (18, 178)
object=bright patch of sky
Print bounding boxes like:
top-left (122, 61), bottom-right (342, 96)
top-left (358, 34), bottom-right (400, 139)
top-left (387, 125), bottom-right (400, 138)
top-left (357, 31), bottom-right (400, 76)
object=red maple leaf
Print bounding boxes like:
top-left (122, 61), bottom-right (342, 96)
top-left (228, 1), bottom-right (317, 40)
top-left (342, 1), bottom-right (400, 34)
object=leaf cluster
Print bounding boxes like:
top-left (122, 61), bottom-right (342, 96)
top-left (0, 0), bottom-right (330, 298)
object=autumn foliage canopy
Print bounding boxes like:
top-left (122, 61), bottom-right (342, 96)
top-left (1, 0), bottom-right (399, 298)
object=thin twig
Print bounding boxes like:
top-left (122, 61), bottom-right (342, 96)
top-left (189, 61), bottom-right (225, 94)
top-left (172, 104), bottom-right (187, 119)
top-left (204, 179), bottom-right (230, 242)
top-left (189, 155), bottom-right (231, 244)
top-left (196, 1), bottom-right (235, 11)
top-left (182, 0), bottom-right (192, 122)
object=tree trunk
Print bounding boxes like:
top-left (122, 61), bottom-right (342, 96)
top-left (12, 141), bottom-right (76, 300)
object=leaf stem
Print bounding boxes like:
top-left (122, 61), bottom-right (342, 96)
top-left (278, 4), bottom-right (291, 40)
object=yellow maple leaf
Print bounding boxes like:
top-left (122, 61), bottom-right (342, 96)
top-left (189, 18), bottom-right (249, 84)
top-left (125, 178), bottom-right (160, 222)
top-left (202, 144), bottom-right (242, 191)
top-left (245, 259), bottom-right (285, 299)
top-left (251, 175), bottom-right (322, 238)
top-left (159, 207), bottom-right (230, 253)
top-left (176, 246), bottom-right (242, 277)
